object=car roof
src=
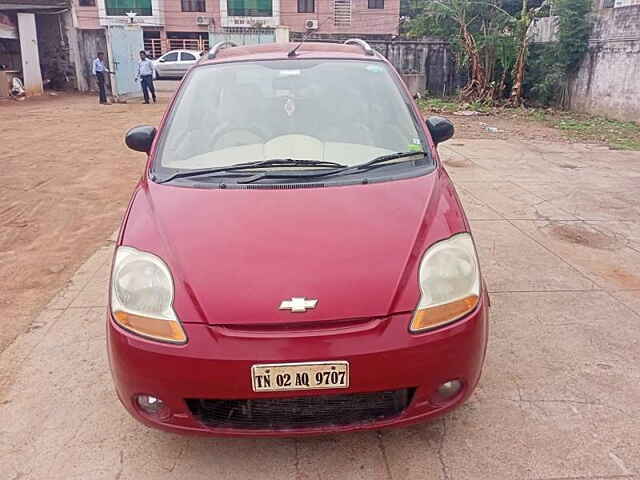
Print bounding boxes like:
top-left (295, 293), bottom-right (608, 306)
top-left (197, 42), bottom-right (385, 65)
top-left (162, 49), bottom-right (202, 54)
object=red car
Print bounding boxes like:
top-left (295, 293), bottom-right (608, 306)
top-left (108, 40), bottom-right (489, 437)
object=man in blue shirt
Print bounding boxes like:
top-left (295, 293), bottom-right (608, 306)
top-left (135, 50), bottom-right (156, 104)
top-left (91, 52), bottom-right (111, 104)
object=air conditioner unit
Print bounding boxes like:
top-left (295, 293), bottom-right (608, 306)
top-left (196, 16), bottom-right (210, 26)
top-left (305, 19), bottom-right (319, 30)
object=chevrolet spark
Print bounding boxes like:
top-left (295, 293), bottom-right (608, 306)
top-left (109, 40), bottom-right (489, 437)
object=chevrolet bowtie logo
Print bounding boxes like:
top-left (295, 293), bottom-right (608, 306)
top-left (279, 297), bottom-right (318, 313)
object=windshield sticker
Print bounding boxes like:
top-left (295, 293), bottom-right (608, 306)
top-left (366, 65), bottom-right (384, 73)
top-left (279, 70), bottom-right (301, 77)
top-left (284, 97), bottom-right (296, 117)
top-left (408, 142), bottom-right (422, 152)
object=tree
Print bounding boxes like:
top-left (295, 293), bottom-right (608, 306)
top-left (523, 0), bottom-right (592, 107)
top-left (509, 0), bottom-right (550, 106)
top-left (406, 0), bottom-right (565, 106)
top-left (407, 0), bottom-right (518, 102)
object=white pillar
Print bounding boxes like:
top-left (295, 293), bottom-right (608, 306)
top-left (275, 26), bottom-right (290, 44)
top-left (17, 13), bottom-right (43, 96)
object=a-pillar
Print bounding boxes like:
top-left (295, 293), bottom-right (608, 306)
top-left (17, 12), bottom-right (43, 96)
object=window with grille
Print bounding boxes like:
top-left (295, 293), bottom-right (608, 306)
top-left (182, 0), bottom-right (206, 11)
top-left (105, 0), bottom-right (152, 16)
top-left (167, 31), bottom-right (210, 51)
top-left (78, 0), bottom-right (95, 6)
top-left (227, 0), bottom-right (273, 16)
top-left (334, 0), bottom-right (351, 26)
top-left (297, 0), bottom-right (314, 13)
top-left (613, 0), bottom-right (640, 5)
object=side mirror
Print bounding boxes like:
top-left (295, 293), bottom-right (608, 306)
top-left (426, 116), bottom-right (454, 145)
top-left (158, 58), bottom-right (166, 63)
top-left (125, 125), bottom-right (156, 153)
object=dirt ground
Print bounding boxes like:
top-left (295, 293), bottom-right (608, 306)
top-left (0, 89), bottom-right (169, 353)
top-left (443, 112), bottom-right (566, 142)
top-left (421, 100), bottom-right (640, 150)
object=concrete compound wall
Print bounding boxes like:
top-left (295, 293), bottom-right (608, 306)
top-left (529, 16), bottom-right (559, 43)
top-left (369, 39), bottom-right (465, 97)
top-left (285, 36), bottom-right (465, 96)
top-left (570, 6), bottom-right (640, 122)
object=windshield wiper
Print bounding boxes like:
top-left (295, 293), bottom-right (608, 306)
top-left (349, 150), bottom-right (427, 171)
top-left (156, 158), bottom-right (346, 184)
top-left (236, 151), bottom-right (427, 184)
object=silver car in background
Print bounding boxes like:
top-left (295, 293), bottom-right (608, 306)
top-left (153, 50), bottom-right (202, 79)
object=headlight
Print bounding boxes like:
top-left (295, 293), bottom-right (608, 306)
top-left (410, 233), bottom-right (480, 333)
top-left (111, 246), bottom-right (186, 344)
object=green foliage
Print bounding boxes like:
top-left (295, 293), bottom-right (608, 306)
top-left (404, 0), bottom-right (591, 106)
top-left (405, 0), bottom-right (465, 41)
top-left (417, 96), bottom-right (494, 113)
top-left (556, 0), bottom-right (592, 73)
top-left (417, 99), bottom-right (640, 151)
top-left (523, 43), bottom-right (565, 104)
top-left (523, 0), bottom-right (592, 106)
top-left (417, 97), bottom-right (460, 112)
top-left (400, 0), bottom-right (427, 18)
top-left (556, 114), bottom-right (640, 150)
top-left (404, 0), bottom-right (534, 101)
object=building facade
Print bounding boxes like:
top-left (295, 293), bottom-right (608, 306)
top-left (0, 0), bottom-right (74, 96)
top-left (72, 0), bottom-right (399, 57)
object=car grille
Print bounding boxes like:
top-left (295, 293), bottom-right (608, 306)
top-left (186, 389), bottom-right (414, 430)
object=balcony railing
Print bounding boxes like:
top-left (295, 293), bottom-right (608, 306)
top-left (168, 38), bottom-right (210, 52)
top-left (144, 38), bottom-right (210, 58)
top-left (144, 38), bottom-right (163, 58)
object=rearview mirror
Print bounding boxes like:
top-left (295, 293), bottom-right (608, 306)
top-left (125, 125), bottom-right (156, 153)
top-left (426, 116), bottom-right (454, 145)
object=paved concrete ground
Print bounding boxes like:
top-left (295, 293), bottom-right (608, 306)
top-left (1, 133), bottom-right (639, 479)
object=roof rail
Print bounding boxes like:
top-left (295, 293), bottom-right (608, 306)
top-left (344, 38), bottom-right (375, 56)
top-left (207, 41), bottom-right (237, 60)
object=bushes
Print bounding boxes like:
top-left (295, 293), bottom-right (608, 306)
top-left (523, 0), bottom-right (592, 106)
top-left (406, 0), bottom-right (591, 107)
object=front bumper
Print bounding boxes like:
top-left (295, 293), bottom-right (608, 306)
top-left (107, 294), bottom-right (489, 437)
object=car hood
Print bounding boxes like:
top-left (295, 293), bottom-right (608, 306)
top-left (120, 172), bottom-right (466, 325)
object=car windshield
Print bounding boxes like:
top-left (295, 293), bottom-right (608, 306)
top-left (154, 59), bottom-right (428, 174)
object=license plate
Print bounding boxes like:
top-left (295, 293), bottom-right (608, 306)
top-left (251, 361), bottom-right (349, 392)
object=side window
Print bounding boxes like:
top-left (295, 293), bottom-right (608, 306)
top-left (163, 52), bottom-right (179, 62)
top-left (181, 52), bottom-right (197, 61)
